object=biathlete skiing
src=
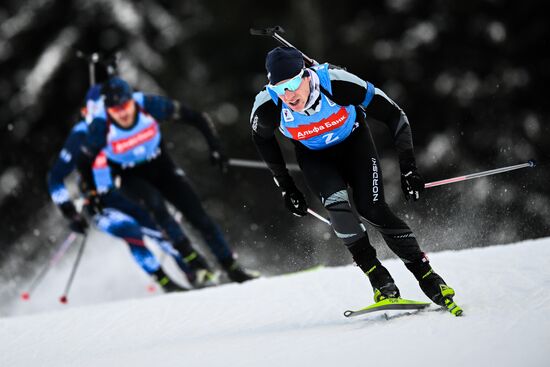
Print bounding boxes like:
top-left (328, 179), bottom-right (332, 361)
top-left (249, 45), bottom-right (462, 315)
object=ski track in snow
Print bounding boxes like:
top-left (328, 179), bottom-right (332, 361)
top-left (1, 237), bottom-right (550, 367)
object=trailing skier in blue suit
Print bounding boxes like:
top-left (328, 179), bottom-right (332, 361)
top-left (48, 86), bottom-right (192, 292)
top-left (76, 78), bottom-right (258, 284)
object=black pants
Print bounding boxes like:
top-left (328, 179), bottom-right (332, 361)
top-left (115, 152), bottom-right (233, 262)
top-left (295, 121), bottom-right (428, 275)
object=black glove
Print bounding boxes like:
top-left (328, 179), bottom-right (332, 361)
top-left (59, 201), bottom-right (89, 234)
top-left (401, 170), bottom-right (425, 201)
top-left (283, 187), bottom-right (308, 217)
top-left (210, 148), bottom-right (229, 173)
top-left (399, 149), bottom-right (425, 201)
top-left (83, 191), bottom-right (104, 216)
top-left (69, 214), bottom-right (88, 234)
top-left (274, 175), bottom-right (308, 217)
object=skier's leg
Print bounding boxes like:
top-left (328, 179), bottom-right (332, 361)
top-left (157, 166), bottom-right (232, 261)
top-left (346, 123), bottom-right (455, 304)
top-left (117, 175), bottom-right (191, 247)
top-left (101, 189), bottom-right (201, 283)
top-left (100, 189), bottom-right (162, 232)
top-left (162, 171), bottom-right (258, 282)
top-left (151, 155), bottom-right (258, 282)
top-left (92, 209), bottom-right (187, 292)
top-left (296, 145), bottom-right (399, 301)
top-left (347, 237), bottom-right (400, 301)
top-left (117, 175), bottom-right (218, 286)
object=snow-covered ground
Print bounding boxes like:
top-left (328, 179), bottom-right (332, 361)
top-left (1, 236), bottom-right (550, 367)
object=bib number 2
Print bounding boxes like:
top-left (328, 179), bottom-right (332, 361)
top-left (323, 133), bottom-right (339, 145)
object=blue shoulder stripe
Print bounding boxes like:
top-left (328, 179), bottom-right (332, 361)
top-left (71, 120), bottom-right (88, 133)
top-left (312, 63), bottom-right (332, 94)
top-left (133, 91), bottom-right (145, 107)
top-left (362, 82), bottom-right (375, 107)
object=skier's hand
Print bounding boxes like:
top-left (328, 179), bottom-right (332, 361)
top-left (69, 214), bottom-right (89, 235)
top-left (210, 148), bottom-right (229, 173)
top-left (59, 201), bottom-right (89, 234)
top-left (83, 191), bottom-right (103, 216)
top-left (399, 149), bottom-right (425, 201)
top-left (282, 186), bottom-right (308, 217)
top-left (401, 169), bottom-right (425, 201)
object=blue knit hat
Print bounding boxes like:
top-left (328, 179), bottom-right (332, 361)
top-left (265, 47), bottom-right (304, 84)
top-left (102, 77), bottom-right (133, 107)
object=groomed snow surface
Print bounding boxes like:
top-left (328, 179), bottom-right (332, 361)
top-left (1, 236), bottom-right (550, 367)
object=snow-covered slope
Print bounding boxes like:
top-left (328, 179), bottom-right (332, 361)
top-left (1, 237), bottom-right (550, 367)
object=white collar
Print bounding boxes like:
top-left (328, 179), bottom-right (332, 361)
top-left (299, 70), bottom-right (321, 115)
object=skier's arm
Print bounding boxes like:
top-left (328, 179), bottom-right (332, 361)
top-left (328, 67), bottom-right (416, 165)
top-left (176, 101), bottom-right (222, 151)
top-left (143, 94), bottom-right (222, 151)
top-left (251, 133), bottom-right (294, 186)
top-left (328, 67), bottom-right (424, 199)
top-left (251, 91), bottom-right (308, 216)
top-left (365, 91), bottom-right (425, 200)
top-left (250, 91), bottom-right (295, 189)
top-left (75, 117), bottom-right (109, 193)
top-left (47, 124), bottom-right (86, 215)
top-left (362, 90), bottom-right (416, 167)
top-left (48, 123), bottom-right (90, 233)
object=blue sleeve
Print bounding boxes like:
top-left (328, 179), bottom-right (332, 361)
top-left (143, 94), bottom-right (221, 149)
top-left (142, 94), bottom-right (175, 122)
top-left (76, 117), bottom-right (109, 191)
top-left (84, 117), bottom-right (109, 154)
top-left (47, 124), bottom-right (87, 205)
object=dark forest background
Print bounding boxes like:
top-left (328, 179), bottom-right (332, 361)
top-left (0, 0), bottom-right (548, 285)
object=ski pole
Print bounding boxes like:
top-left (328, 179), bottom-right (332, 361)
top-left (76, 50), bottom-right (120, 85)
top-left (76, 51), bottom-right (100, 86)
top-left (307, 208), bottom-right (367, 232)
top-left (228, 158), bottom-right (300, 172)
top-left (20, 232), bottom-right (78, 301)
top-left (59, 233), bottom-right (88, 304)
top-left (307, 208), bottom-right (331, 225)
top-left (424, 160), bottom-right (536, 189)
top-left (234, 158), bottom-right (537, 187)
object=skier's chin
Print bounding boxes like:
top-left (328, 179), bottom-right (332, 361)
top-left (288, 99), bottom-right (304, 112)
top-left (118, 116), bottom-right (134, 128)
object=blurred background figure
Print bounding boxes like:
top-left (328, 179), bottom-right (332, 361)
top-left (47, 84), bottom-right (193, 293)
top-left (77, 76), bottom-right (259, 284)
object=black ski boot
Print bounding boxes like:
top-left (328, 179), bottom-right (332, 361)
top-left (348, 240), bottom-right (399, 302)
top-left (152, 268), bottom-right (188, 293)
top-left (183, 251), bottom-right (219, 288)
top-left (418, 269), bottom-right (462, 316)
top-left (418, 270), bottom-right (454, 305)
top-left (221, 257), bottom-right (260, 283)
top-left (365, 263), bottom-right (400, 303)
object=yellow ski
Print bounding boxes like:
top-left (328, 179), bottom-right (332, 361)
top-left (344, 298), bottom-right (431, 317)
